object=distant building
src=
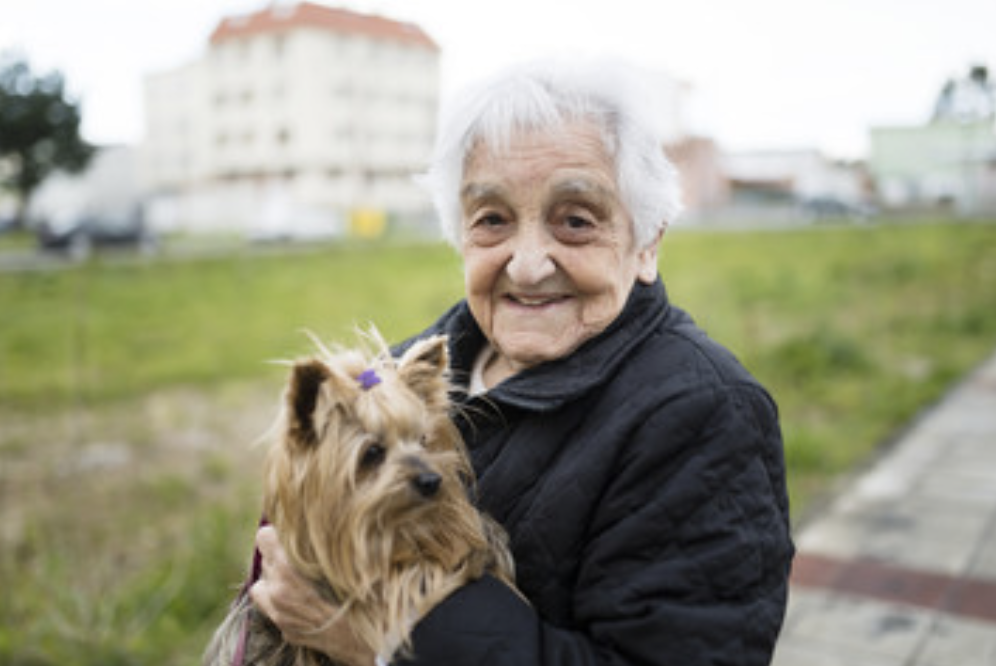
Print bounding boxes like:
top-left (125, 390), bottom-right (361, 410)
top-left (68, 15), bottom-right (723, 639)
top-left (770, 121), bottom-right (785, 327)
top-left (868, 64), bottom-right (996, 215)
top-left (869, 121), bottom-right (996, 215)
top-left (141, 1), bottom-right (440, 236)
top-left (27, 146), bottom-right (143, 232)
top-left (708, 149), bottom-right (870, 223)
top-left (932, 64), bottom-right (996, 124)
top-left (666, 137), bottom-right (729, 218)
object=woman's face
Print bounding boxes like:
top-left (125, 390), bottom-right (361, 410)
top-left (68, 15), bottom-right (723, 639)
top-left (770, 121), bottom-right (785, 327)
top-left (460, 122), bottom-right (660, 379)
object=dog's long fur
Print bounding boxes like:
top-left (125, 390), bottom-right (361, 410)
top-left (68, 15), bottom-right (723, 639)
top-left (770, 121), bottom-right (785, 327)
top-left (203, 333), bottom-right (515, 666)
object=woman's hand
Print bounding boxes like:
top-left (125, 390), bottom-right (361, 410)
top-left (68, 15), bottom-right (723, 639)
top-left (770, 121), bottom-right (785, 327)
top-left (250, 525), bottom-right (376, 666)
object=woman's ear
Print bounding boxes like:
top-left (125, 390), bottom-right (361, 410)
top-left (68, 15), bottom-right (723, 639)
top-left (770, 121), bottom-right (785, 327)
top-left (636, 230), bottom-right (664, 284)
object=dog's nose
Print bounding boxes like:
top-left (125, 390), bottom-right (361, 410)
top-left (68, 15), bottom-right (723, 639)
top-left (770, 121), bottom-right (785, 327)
top-left (413, 472), bottom-right (441, 498)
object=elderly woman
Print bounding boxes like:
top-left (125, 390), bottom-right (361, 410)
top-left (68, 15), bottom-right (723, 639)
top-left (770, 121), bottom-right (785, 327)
top-left (252, 58), bottom-right (794, 666)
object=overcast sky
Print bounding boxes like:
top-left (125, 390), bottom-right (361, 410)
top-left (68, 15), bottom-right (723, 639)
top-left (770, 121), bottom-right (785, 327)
top-left (2, 0), bottom-right (995, 159)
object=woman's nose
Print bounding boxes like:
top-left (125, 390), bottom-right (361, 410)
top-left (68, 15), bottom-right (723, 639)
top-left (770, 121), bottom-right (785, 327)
top-left (506, 229), bottom-right (556, 285)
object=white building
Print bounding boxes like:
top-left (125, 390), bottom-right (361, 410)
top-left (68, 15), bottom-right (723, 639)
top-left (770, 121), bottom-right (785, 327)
top-left (869, 121), bottom-right (996, 214)
top-left (868, 64), bottom-right (996, 216)
top-left (715, 149), bottom-right (870, 224)
top-left (141, 2), bottom-right (440, 237)
top-left (27, 146), bottom-right (144, 233)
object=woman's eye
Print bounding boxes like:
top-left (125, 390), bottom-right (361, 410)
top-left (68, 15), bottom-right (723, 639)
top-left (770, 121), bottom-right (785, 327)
top-left (465, 211), bottom-right (512, 245)
top-left (565, 215), bottom-right (594, 230)
top-left (553, 211), bottom-right (598, 242)
top-left (360, 442), bottom-right (386, 468)
top-left (475, 212), bottom-right (506, 228)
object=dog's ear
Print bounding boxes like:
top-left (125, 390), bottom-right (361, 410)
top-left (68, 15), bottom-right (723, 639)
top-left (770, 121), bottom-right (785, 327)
top-left (286, 359), bottom-right (332, 446)
top-left (398, 335), bottom-right (450, 409)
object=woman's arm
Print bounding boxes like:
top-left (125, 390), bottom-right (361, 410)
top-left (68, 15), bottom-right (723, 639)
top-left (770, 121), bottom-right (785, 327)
top-left (401, 384), bottom-right (794, 666)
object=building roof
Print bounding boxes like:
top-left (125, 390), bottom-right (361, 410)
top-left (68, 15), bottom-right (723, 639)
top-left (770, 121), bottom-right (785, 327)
top-left (209, 2), bottom-right (439, 51)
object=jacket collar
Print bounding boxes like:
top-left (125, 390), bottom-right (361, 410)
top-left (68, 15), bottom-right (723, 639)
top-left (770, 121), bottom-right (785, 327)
top-left (442, 277), bottom-right (671, 412)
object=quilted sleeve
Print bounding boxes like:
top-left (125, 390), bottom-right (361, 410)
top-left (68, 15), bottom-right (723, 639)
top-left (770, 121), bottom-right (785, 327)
top-left (401, 383), bottom-right (793, 666)
top-left (575, 383), bottom-right (794, 665)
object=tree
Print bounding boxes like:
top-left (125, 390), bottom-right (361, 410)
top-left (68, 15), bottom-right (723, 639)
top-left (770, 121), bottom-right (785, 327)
top-left (0, 52), bottom-right (94, 227)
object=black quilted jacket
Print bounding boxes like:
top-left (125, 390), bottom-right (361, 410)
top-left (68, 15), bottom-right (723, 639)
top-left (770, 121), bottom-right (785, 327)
top-left (394, 277), bottom-right (794, 666)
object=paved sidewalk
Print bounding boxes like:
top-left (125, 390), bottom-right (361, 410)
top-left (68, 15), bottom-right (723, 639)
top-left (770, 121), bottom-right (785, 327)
top-left (772, 350), bottom-right (996, 666)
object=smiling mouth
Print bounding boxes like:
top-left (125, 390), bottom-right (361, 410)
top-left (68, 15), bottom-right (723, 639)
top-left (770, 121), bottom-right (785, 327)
top-left (505, 293), bottom-right (568, 307)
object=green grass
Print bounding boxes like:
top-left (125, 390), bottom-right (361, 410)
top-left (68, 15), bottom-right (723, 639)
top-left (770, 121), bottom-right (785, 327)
top-left (0, 242), bottom-right (466, 411)
top-left (661, 221), bottom-right (996, 502)
top-left (2, 220), bottom-right (996, 665)
top-left (0, 228), bottom-right (35, 252)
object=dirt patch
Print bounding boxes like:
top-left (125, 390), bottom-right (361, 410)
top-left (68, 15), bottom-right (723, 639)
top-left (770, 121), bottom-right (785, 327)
top-left (0, 380), bottom-right (281, 559)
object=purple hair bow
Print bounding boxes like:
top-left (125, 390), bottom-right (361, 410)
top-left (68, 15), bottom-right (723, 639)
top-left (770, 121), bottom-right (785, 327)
top-left (357, 368), bottom-right (382, 390)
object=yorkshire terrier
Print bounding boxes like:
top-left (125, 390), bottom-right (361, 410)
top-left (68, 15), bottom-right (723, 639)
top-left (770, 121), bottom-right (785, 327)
top-left (203, 332), bottom-right (515, 666)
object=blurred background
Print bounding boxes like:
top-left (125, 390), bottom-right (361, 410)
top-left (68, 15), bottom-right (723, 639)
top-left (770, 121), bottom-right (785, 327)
top-left (2, 1), bottom-right (996, 664)
top-left (2, 0), bottom-right (996, 247)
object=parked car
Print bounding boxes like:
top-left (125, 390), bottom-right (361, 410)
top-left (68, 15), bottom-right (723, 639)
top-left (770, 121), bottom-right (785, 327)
top-left (35, 207), bottom-right (157, 260)
top-left (797, 196), bottom-right (876, 223)
top-left (27, 146), bottom-right (153, 259)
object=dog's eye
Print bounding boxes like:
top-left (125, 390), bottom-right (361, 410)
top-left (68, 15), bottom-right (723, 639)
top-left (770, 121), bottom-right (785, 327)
top-left (360, 442), bottom-right (386, 468)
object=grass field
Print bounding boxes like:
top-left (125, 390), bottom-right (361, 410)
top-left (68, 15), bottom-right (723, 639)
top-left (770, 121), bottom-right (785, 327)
top-left (2, 220), bottom-right (996, 665)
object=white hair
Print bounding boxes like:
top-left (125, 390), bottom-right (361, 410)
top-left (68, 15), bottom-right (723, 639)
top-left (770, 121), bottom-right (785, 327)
top-left (419, 57), bottom-right (683, 248)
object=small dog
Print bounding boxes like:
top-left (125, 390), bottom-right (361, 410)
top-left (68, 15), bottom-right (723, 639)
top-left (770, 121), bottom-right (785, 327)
top-left (204, 333), bottom-right (515, 666)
